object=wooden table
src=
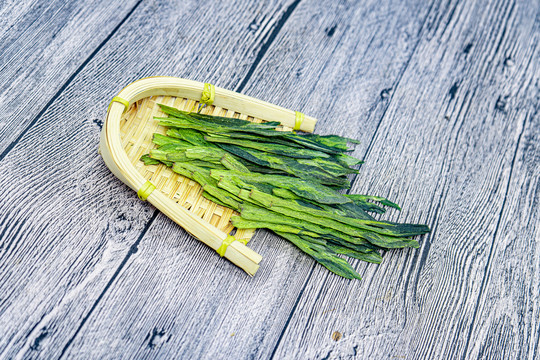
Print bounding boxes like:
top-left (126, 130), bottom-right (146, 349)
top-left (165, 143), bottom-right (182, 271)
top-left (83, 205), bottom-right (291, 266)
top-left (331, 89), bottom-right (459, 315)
top-left (1, 0), bottom-right (538, 358)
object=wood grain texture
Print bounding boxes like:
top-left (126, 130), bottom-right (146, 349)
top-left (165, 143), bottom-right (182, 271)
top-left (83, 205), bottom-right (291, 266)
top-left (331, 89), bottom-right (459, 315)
top-left (465, 74), bottom-right (539, 358)
top-left (56, 0), bottom-right (436, 358)
top-left (1, 0), bottom-right (538, 359)
top-left (0, 0), bottom-right (141, 157)
top-left (0, 0), bottom-right (305, 358)
top-left (270, 0), bottom-right (540, 359)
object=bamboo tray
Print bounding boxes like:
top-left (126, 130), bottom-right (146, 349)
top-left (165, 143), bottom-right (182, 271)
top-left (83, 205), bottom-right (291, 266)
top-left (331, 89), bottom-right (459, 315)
top-left (99, 76), bottom-right (317, 276)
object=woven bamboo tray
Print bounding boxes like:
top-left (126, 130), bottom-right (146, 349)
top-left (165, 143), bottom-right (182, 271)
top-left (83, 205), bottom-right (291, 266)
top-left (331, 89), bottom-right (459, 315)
top-left (99, 77), bottom-right (317, 276)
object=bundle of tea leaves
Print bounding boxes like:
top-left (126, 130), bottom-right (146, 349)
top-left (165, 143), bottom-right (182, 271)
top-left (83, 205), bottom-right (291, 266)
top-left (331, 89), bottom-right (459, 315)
top-left (140, 104), bottom-right (430, 279)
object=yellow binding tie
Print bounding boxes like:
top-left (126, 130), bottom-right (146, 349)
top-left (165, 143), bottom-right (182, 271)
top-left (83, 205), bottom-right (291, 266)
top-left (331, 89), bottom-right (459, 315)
top-left (137, 181), bottom-right (156, 201)
top-left (217, 235), bottom-right (236, 257)
top-left (201, 83), bottom-right (215, 106)
top-left (294, 111), bottom-right (305, 131)
top-left (108, 96), bottom-right (130, 113)
top-left (191, 83), bottom-right (215, 113)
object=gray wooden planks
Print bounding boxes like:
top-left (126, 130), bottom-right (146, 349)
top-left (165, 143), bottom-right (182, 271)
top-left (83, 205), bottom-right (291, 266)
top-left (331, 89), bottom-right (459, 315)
top-left (464, 65), bottom-right (539, 358)
top-left (0, 0), bottom-right (537, 359)
top-left (466, 104), bottom-right (539, 360)
top-left (0, 0), bottom-right (306, 358)
top-left (0, 0), bottom-right (141, 158)
top-left (56, 0), bottom-right (437, 358)
top-left (270, 0), bottom-right (540, 359)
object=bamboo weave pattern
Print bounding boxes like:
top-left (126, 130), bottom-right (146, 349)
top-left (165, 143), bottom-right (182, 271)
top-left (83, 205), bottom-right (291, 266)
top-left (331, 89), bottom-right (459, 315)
top-left (120, 95), bottom-right (290, 244)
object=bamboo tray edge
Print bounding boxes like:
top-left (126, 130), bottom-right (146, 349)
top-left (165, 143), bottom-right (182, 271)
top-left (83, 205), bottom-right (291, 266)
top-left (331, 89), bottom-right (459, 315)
top-left (99, 76), bottom-right (317, 276)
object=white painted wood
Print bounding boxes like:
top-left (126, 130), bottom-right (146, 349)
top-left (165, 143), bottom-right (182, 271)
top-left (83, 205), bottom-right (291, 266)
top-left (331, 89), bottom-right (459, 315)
top-left (1, 0), bottom-right (537, 359)
top-left (55, 0), bottom-right (435, 359)
top-left (0, 0), bottom-right (141, 156)
top-left (0, 0), bottom-right (307, 358)
top-left (269, 1), bottom-right (540, 359)
top-left (465, 96), bottom-right (539, 359)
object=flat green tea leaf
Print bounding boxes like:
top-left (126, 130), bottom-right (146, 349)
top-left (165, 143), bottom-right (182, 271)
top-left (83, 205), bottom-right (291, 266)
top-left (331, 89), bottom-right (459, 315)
top-left (205, 134), bottom-right (331, 159)
top-left (276, 232), bottom-right (362, 280)
top-left (135, 106), bottom-right (431, 280)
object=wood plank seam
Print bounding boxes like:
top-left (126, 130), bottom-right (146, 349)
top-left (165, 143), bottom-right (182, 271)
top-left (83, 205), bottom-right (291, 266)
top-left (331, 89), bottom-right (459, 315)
top-left (384, 5), bottom-right (535, 355)
top-left (0, 0), bottom-right (145, 164)
top-left (268, 263), bottom-right (317, 360)
top-left (462, 110), bottom-right (529, 356)
top-left (318, 4), bottom-right (523, 348)
top-left (392, 4), bottom-right (537, 354)
top-left (267, 1), bottom-right (439, 356)
top-left (52, 1), bottom-right (310, 355)
top-left (235, 0), bottom-right (302, 92)
top-left (1, 1), bottom-right (325, 357)
top-left (401, 88), bottom-right (481, 303)
top-left (350, 0), bottom-right (439, 190)
top-left (37, 1), bottom-right (537, 357)
top-left (57, 210), bottom-right (160, 359)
